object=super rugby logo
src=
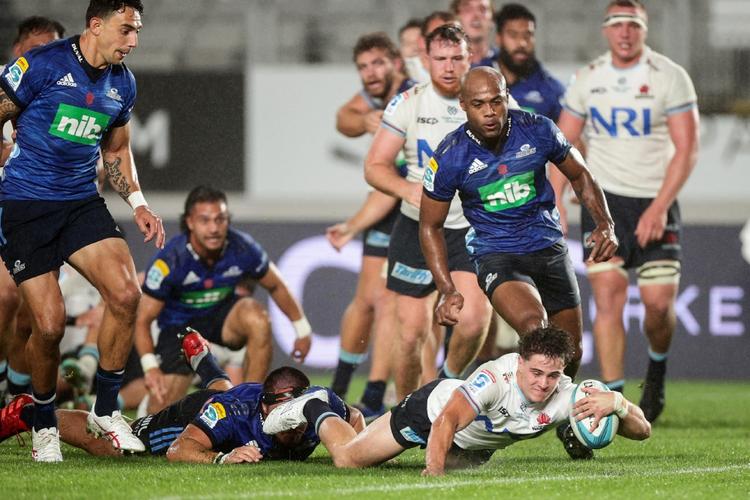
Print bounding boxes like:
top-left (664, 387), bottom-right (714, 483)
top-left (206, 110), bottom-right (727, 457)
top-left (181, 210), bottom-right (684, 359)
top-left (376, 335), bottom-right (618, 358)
top-left (49, 104), bottom-right (111, 145)
top-left (469, 369), bottom-right (496, 393)
top-left (478, 171), bottom-right (536, 212)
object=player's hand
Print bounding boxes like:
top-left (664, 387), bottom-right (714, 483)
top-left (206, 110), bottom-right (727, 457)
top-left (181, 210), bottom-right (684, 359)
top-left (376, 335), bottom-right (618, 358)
top-left (571, 386), bottom-right (615, 432)
top-left (403, 182), bottom-right (422, 209)
top-left (435, 290), bottom-right (463, 326)
top-left (223, 444), bottom-right (263, 464)
top-left (421, 466), bottom-right (445, 477)
top-left (325, 222), bottom-right (354, 251)
top-left (635, 202), bottom-right (668, 248)
top-left (291, 336), bottom-right (311, 363)
top-left (134, 205), bottom-right (166, 249)
top-left (364, 110), bottom-right (384, 135)
top-left (585, 223), bottom-right (618, 263)
top-left (144, 367), bottom-right (167, 405)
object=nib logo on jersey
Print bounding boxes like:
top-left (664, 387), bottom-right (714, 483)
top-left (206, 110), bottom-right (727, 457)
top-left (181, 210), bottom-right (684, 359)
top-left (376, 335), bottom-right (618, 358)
top-left (48, 103), bottom-right (111, 145)
top-left (478, 171), bottom-right (536, 212)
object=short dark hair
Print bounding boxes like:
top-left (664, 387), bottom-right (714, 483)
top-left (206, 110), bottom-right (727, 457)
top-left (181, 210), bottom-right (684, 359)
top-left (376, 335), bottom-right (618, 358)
top-left (421, 11), bottom-right (458, 38)
top-left (518, 326), bottom-right (575, 366)
top-left (425, 24), bottom-right (471, 54)
top-left (262, 366), bottom-right (310, 397)
top-left (607, 0), bottom-right (646, 11)
top-left (180, 185), bottom-right (228, 233)
top-left (494, 3), bottom-right (536, 33)
top-left (352, 32), bottom-right (399, 62)
top-left (398, 18), bottom-right (423, 38)
top-left (13, 16), bottom-right (66, 45)
top-left (86, 0), bottom-right (144, 26)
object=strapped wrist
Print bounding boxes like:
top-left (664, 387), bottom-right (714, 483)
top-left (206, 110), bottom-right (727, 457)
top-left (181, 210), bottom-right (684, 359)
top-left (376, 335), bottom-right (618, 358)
top-left (293, 316), bottom-right (311, 339)
top-left (127, 191), bottom-right (148, 210)
top-left (613, 391), bottom-right (629, 418)
top-left (140, 353), bottom-right (159, 372)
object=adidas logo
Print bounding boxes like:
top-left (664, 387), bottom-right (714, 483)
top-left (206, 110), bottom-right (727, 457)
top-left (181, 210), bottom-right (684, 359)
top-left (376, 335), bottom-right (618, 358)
top-left (182, 271), bottom-right (201, 286)
top-left (468, 158), bottom-right (488, 175)
top-left (56, 73), bottom-right (77, 87)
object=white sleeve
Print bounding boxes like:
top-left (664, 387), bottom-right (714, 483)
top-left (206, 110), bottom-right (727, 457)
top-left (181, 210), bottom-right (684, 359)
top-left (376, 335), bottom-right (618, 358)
top-left (458, 362), bottom-right (505, 414)
top-left (562, 70), bottom-right (588, 118)
top-left (381, 90), bottom-right (413, 138)
top-left (665, 64), bottom-right (697, 114)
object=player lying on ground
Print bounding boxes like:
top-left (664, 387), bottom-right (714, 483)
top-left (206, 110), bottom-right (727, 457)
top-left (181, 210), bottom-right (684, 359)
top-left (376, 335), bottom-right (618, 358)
top-left (263, 326), bottom-right (651, 475)
top-left (0, 329), bottom-right (364, 463)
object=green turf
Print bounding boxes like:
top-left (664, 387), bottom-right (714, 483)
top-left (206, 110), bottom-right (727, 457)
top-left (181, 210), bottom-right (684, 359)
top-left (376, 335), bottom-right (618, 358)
top-left (1, 379), bottom-right (749, 499)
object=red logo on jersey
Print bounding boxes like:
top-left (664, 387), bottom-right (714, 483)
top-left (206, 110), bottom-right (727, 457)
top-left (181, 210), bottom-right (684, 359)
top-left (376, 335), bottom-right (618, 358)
top-left (204, 279), bottom-right (213, 289)
top-left (639, 84), bottom-right (649, 95)
top-left (86, 92), bottom-right (94, 105)
top-left (497, 164), bottom-right (508, 175)
top-left (536, 412), bottom-right (551, 426)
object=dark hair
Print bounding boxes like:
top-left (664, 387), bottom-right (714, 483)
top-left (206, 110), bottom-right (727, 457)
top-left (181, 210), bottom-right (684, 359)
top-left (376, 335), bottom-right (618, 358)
top-left (494, 3), bottom-right (536, 33)
top-left (261, 366), bottom-right (310, 404)
top-left (398, 18), bottom-right (423, 38)
top-left (425, 24), bottom-right (471, 54)
top-left (86, 0), bottom-right (144, 26)
top-left (421, 11), bottom-right (457, 38)
top-left (13, 16), bottom-right (66, 45)
top-left (518, 326), bottom-right (575, 366)
top-left (607, 0), bottom-right (646, 11)
top-left (352, 32), bottom-right (399, 62)
top-left (180, 185), bottom-right (228, 233)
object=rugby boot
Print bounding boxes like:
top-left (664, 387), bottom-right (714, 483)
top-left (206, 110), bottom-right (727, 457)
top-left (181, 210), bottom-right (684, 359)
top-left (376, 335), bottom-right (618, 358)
top-left (0, 393), bottom-right (32, 442)
top-left (87, 410), bottom-right (145, 453)
top-left (639, 360), bottom-right (666, 423)
top-left (180, 327), bottom-right (210, 370)
top-left (556, 422), bottom-right (594, 460)
top-left (262, 389), bottom-right (329, 435)
top-left (32, 427), bottom-right (63, 462)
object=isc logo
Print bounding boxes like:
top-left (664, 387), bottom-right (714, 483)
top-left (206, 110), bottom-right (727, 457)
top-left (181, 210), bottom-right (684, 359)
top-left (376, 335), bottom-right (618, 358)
top-left (48, 103), bottom-right (111, 146)
top-left (590, 106), bottom-right (651, 137)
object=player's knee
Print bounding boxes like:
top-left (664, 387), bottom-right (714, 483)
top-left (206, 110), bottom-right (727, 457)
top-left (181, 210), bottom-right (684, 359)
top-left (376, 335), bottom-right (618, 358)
top-left (643, 298), bottom-right (673, 321)
top-left (107, 282), bottom-right (141, 316)
top-left (35, 322), bottom-right (65, 344)
top-left (237, 299), bottom-right (270, 334)
top-left (332, 452), bottom-right (359, 469)
top-left (0, 284), bottom-right (20, 315)
top-left (516, 314), bottom-right (546, 336)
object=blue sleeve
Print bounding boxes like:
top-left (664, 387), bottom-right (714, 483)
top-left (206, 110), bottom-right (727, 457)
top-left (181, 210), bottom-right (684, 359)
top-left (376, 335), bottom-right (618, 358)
top-left (237, 232), bottom-right (270, 279)
top-left (191, 394), bottom-right (238, 450)
top-left (542, 117), bottom-right (572, 165)
top-left (323, 387), bottom-right (349, 421)
top-left (142, 249), bottom-right (177, 301)
top-left (111, 70), bottom-right (136, 128)
top-left (0, 52), bottom-right (48, 109)
top-left (423, 145), bottom-right (461, 202)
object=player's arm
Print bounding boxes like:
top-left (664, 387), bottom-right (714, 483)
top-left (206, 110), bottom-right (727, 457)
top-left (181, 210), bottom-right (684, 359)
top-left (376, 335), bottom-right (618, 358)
top-left (0, 86), bottom-right (21, 131)
top-left (555, 146), bottom-right (618, 263)
top-left (634, 107), bottom-right (699, 248)
top-left (101, 123), bottom-right (165, 248)
top-left (548, 110), bottom-right (586, 234)
top-left (364, 127), bottom-right (420, 208)
top-left (134, 293), bottom-right (168, 405)
top-left (423, 390), bottom-right (477, 476)
top-left (326, 190), bottom-right (398, 251)
top-left (419, 194), bottom-right (461, 326)
top-left (336, 93), bottom-right (383, 137)
top-left (571, 387), bottom-right (651, 441)
top-left (258, 263), bottom-right (311, 362)
top-left (166, 424), bottom-right (263, 464)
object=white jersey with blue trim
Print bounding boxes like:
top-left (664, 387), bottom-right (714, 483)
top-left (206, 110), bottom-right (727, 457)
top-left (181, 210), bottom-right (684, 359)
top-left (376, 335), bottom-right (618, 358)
top-left (563, 46), bottom-right (697, 198)
top-left (426, 354), bottom-right (574, 450)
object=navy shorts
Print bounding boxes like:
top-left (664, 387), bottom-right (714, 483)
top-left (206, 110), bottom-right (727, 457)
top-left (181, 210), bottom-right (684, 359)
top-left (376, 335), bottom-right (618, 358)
top-left (581, 190), bottom-right (681, 269)
top-left (474, 240), bottom-right (580, 315)
top-left (0, 196), bottom-right (123, 284)
top-left (362, 204), bottom-right (399, 258)
top-left (386, 214), bottom-right (473, 298)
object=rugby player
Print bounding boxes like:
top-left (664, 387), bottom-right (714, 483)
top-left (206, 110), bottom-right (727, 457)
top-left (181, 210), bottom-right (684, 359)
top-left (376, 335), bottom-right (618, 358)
top-left (136, 186), bottom-right (311, 414)
top-left (450, 0), bottom-right (497, 67)
top-left (263, 326), bottom-right (650, 475)
top-left (550, 0), bottom-right (699, 422)
top-left (0, 0), bottom-right (165, 461)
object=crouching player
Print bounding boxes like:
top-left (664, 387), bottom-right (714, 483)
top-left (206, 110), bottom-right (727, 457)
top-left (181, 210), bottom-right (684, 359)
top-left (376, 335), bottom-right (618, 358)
top-left (263, 326), bottom-right (651, 475)
top-left (0, 330), bottom-right (364, 463)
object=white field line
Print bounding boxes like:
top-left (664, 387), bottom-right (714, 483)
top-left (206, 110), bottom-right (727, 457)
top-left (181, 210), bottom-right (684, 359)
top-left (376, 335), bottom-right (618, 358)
top-left (156, 463), bottom-right (750, 500)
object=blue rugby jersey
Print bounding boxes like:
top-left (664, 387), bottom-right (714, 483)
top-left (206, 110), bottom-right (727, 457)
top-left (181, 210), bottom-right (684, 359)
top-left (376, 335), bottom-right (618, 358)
top-left (193, 384), bottom-right (348, 459)
top-left (0, 36), bottom-right (136, 201)
top-left (423, 109), bottom-right (571, 256)
top-left (143, 228), bottom-right (270, 328)
top-left (504, 62), bottom-right (565, 122)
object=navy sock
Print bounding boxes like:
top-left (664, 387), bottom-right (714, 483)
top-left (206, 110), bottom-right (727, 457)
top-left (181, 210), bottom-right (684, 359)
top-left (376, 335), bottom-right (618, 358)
top-left (195, 352), bottom-right (229, 389)
top-left (331, 356), bottom-right (362, 399)
top-left (302, 398), bottom-right (338, 433)
top-left (94, 367), bottom-right (124, 417)
top-left (32, 389), bottom-right (57, 431)
top-left (360, 380), bottom-right (386, 410)
top-left (20, 402), bottom-right (35, 428)
top-left (7, 367), bottom-right (31, 396)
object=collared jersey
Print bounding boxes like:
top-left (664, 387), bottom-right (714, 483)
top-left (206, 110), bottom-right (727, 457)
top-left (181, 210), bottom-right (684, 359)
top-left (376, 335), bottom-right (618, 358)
top-left (193, 384), bottom-right (348, 460)
top-left (427, 354), bottom-right (574, 450)
top-left (501, 61), bottom-right (565, 122)
top-left (0, 36), bottom-right (136, 201)
top-left (563, 46), bottom-right (697, 198)
top-left (424, 110), bottom-right (569, 255)
top-left (143, 228), bottom-right (270, 328)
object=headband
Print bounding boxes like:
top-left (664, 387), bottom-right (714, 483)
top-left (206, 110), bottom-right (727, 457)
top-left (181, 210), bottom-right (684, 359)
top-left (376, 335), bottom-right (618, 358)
top-left (602, 13), bottom-right (647, 30)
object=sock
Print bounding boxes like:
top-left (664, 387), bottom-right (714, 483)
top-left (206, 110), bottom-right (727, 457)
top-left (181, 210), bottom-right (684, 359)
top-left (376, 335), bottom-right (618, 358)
top-left (645, 350), bottom-right (667, 381)
top-left (648, 348), bottom-right (668, 363)
top-left (302, 398), bottom-right (339, 433)
top-left (20, 402), bottom-right (35, 428)
top-left (32, 389), bottom-right (57, 431)
top-left (94, 367), bottom-right (124, 417)
top-left (7, 367), bottom-right (31, 396)
top-left (360, 380), bottom-right (386, 410)
top-left (606, 379), bottom-right (625, 393)
top-left (438, 363), bottom-right (460, 379)
top-left (194, 352), bottom-right (230, 389)
top-left (77, 345), bottom-right (100, 381)
top-left (330, 350), bottom-right (366, 398)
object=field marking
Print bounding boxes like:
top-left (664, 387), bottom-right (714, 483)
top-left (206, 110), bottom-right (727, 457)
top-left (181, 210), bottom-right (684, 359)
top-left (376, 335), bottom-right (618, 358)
top-left (157, 463), bottom-right (750, 499)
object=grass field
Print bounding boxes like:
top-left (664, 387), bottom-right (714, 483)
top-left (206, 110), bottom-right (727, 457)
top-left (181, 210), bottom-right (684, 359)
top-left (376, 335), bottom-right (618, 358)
top-left (1, 378), bottom-right (749, 499)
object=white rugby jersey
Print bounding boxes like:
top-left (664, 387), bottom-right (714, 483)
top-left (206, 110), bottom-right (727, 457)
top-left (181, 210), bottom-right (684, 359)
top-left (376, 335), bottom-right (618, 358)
top-left (427, 353), bottom-right (574, 450)
top-left (563, 46), bottom-right (697, 198)
top-left (0, 64), bottom-right (13, 144)
top-left (382, 82), bottom-right (519, 229)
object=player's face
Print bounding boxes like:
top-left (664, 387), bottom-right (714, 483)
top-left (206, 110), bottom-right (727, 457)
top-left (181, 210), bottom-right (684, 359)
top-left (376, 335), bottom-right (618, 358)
top-left (186, 201), bottom-right (230, 254)
top-left (13, 30), bottom-right (60, 58)
top-left (603, 6), bottom-right (647, 66)
top-left (517, 354), bottom-right (565, 403)
top-left (461, 77), bottom-right (509, 140)
top-left (355, 48), bottom-right (396, 100)
top-left (496, 18), bottom-right (536, 73)
top-left (427, 39), bottom-right (471, 97)
top-left (95, 7), bottom-right (142, 65)
top-left (399, 27), bottom-right (422, 58)
top-left (456, 0), bottom-right (493, 40)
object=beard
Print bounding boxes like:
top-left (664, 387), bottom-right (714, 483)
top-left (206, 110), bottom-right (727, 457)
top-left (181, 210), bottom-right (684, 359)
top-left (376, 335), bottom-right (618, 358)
top-left (498, 49), bottom-right (537, 79)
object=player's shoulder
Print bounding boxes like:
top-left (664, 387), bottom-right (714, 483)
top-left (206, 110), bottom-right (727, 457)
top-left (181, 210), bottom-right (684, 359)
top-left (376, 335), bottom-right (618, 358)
top-left (384, 81), bottom-right (428, 116)
top-left (221, 382), bottom-right (264, 404)
top-left (228, 227), bottom-right (259, 247)
top-left (643, 47), bottom-right (693, 80)
top-left (25, 37), bottom-right (69, 62)
top-left (535, 63), bottom-right (565, 91)
top-left (571, 52), bottom-right (609, 83)
top-left (433, 123), bottom-right (467, 159)
top-left (510, 108), bottom-right (555, 136)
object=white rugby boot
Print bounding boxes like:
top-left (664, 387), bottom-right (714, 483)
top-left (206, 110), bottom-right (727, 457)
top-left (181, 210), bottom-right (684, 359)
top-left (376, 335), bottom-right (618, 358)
top-left (262, 389), bottom-right (329, 435)
top-left (32, 427), bottom-right (63, 462)
top-left (87, 410), bottom-right (145, 453)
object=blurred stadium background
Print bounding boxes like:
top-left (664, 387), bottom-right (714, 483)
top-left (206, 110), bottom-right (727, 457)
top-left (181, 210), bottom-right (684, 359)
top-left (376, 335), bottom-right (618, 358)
top-left (1, 0), bottom-right (748, 379)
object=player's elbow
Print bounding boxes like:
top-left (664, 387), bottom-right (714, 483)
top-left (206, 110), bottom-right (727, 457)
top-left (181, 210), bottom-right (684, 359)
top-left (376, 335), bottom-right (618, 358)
top-left (635, 419), bottom-right (652, 440)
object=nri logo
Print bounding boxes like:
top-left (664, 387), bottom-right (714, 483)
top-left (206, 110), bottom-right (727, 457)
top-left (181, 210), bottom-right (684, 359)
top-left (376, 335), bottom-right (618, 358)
top-left (478, 171), bottom-right (536, 212)
top-left (48, 103), bottom-right (111, 145)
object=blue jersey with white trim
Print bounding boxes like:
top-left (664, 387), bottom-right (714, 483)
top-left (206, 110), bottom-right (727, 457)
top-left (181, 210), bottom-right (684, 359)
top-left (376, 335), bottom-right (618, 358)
top-left (143, 228), bottom-right (270, 328)
top-left (0, 36), bottom-right (136, 201)
top-left (504, 62), bottom-right (565, 122)
top-left (423, 110), bottom-right (570, 256)
top-left (193, 384), bottom-right (347, 459)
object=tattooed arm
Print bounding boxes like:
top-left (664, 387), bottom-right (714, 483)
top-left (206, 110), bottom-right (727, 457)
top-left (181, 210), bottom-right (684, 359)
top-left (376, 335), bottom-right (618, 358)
top-left (0, 87), bottom-right (21, 165)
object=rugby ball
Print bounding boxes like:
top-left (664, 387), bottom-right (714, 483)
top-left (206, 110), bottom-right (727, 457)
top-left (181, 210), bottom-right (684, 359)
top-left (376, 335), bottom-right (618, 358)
top-left (569, 379), bottom-right (619, 449)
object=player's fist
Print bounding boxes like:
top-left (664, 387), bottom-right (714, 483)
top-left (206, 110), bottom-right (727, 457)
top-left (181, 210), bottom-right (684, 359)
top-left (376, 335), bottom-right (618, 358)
top-left (325, 222), bottom-right (354, 251)
top-left (292, 336), bottom-right (311, 363)
top-left (435, 291), bottom-right (463, 326)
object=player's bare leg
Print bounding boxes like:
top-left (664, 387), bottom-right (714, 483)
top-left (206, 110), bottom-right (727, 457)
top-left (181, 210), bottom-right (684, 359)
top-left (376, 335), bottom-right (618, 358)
top-left (318, 412), bottom-right (406, 468)
top-left (6, 300), bottom-right (32, 399)
top-left (394, 293), bottom-right (434, 400)
top-left (588, 265), bottom-right (629, 391)
top-left (549, 306), bottom-right (584, 378)
top-left (56, 409), bottom-right (120, 457)
top-left (221, 297), bottom-right (272, 382)
top-left (489, 281), bottom-right (547, 334)
top-left (420, 321), bottom-right (441, 384)
top-left (147, 374), bottom-right (192, 414)
top-left (0, 266), bottom-right (20, 398)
